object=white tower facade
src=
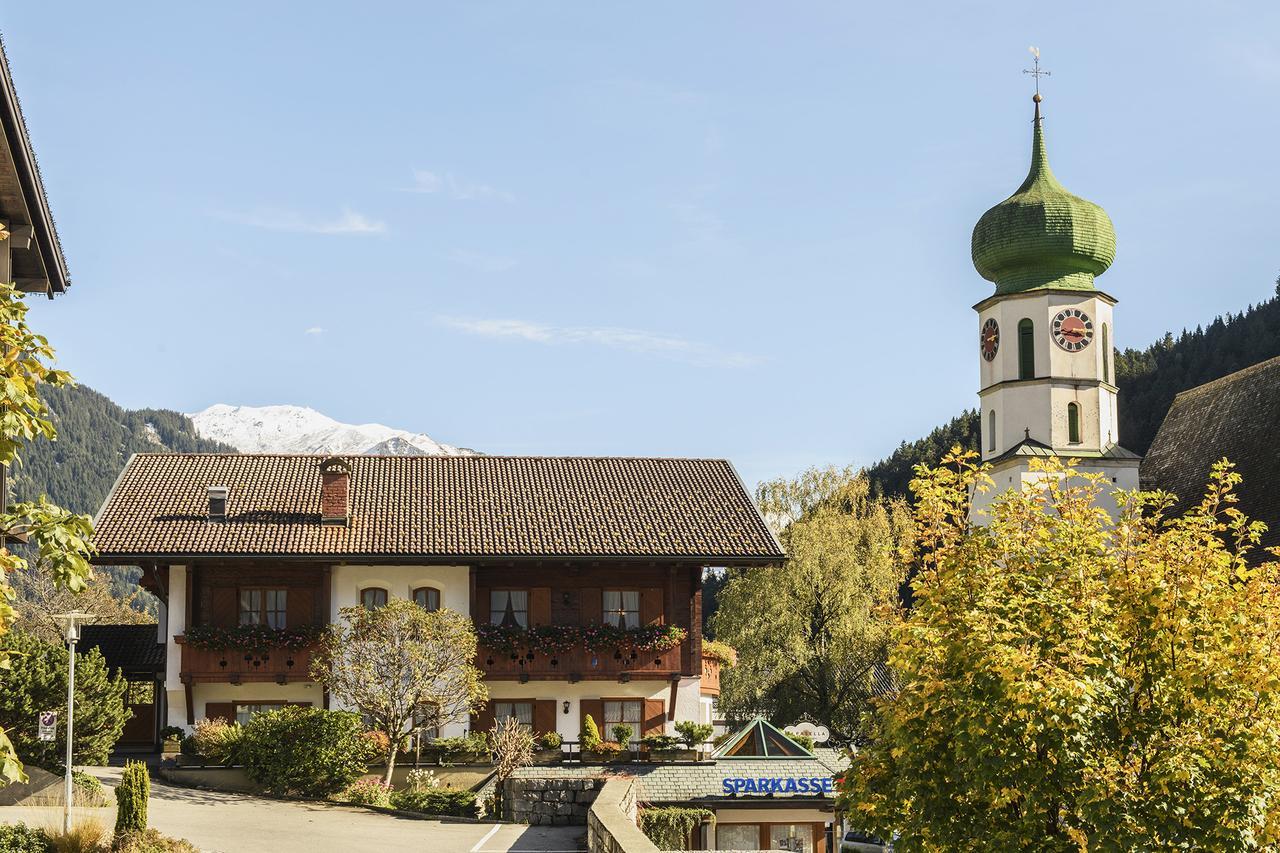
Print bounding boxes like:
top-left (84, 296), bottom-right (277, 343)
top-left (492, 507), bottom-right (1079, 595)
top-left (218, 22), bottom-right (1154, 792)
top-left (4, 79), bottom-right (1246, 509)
top-left (968, 95), bottom-right (1140, 521)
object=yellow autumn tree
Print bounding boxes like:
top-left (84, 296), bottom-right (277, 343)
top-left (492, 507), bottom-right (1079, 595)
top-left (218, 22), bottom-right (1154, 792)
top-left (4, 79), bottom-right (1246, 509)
top-left (842, 451), bottom-right (1280, 851)
top-left (0, 282), bottom-right (96, 785)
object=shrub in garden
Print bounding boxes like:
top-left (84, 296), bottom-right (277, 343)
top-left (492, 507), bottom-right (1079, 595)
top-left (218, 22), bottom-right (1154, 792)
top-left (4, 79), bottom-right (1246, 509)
top-left (537, 731), bottom-right (562, 750)
top-left (158, 726), bottom-right (185, 742)
top-left (114, 760), bottom-right (150, 837)
top-left (339, 778), bottom-right (392, 807)
top-left (389, 788), bottom-right (477, 817)
top-left (638, 807), bottom-right (713, 850)
top-left (237, 705), bottom-right (372, 797)
top-left (0, 631), bottom-right (129, 771)
top-left (44, 818), bottom-right (110, 853)
top-left (429, 732), bottom-right (488, 760)
top-left (186, 718), bottom-right (242, 764)
top-left (71, 769), bottom-right (107, 807)
top-left (611, 724), bottom-right (634, 747)
top-left (640, 734), bottom-right (682, 752)
top-left (581, 714), bottom-right (602, 751)
top-left (112, 829), bottom-right (199, 852)
top-left (405, 768), bottom-right (441, 791)
top-left (360, 728), bottom-right (391, 758)
top-left (673, 721), bottom-right (712, 749)
top-left (0, 823), bottom-right (49, 853)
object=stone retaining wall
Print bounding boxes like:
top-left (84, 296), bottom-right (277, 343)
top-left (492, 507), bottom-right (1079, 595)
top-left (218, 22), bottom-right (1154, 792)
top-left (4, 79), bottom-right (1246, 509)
top-left (586, 777), bottom-right (660, 853)
top-left (503, 776), bottom-right (605, 825)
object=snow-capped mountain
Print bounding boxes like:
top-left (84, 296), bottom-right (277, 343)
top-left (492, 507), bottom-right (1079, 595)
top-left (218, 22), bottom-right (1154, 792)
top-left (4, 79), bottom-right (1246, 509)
top-left (188, 404), bottom-right (478, 457)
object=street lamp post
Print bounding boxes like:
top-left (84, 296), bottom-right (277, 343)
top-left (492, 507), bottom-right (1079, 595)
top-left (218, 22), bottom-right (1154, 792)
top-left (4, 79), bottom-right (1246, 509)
top-left (52, 611), bottom-right (95, 835)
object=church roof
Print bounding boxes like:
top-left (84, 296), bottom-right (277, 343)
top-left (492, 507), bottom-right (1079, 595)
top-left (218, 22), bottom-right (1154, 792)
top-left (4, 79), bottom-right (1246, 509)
top-left (1142, 355), bottom-right (1280, 559)
top-left (988, 437), bottom-right (1140, 467)
top-left (971, 96), bottom-right (1115, 296)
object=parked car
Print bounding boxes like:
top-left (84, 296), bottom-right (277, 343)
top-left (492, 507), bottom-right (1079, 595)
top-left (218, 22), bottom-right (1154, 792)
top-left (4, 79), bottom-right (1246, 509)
top-left (840, 829), bottom-right (890, 852)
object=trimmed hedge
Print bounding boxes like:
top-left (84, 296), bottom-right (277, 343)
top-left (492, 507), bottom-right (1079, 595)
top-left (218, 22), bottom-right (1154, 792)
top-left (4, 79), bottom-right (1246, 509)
top-left (237, 705), bottom-right (373, 797)
top-left (388, 788), bottom-right (477, 817)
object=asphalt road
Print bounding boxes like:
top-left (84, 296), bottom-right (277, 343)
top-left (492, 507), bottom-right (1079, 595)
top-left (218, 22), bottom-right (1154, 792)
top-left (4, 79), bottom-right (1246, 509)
top-left (2, 767), bottom-right (585, 853)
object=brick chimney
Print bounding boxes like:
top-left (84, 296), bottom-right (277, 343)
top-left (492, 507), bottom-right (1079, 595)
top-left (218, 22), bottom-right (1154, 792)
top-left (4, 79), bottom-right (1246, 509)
top-left (319, 457), bottom-right (352, 525)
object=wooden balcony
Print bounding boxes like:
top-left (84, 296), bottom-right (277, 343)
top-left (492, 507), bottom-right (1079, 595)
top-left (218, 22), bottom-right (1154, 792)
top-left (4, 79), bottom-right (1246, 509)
top-left (175, 635), bottom-right (318, 684)
top-left (478, 642), bottom-right (683, 681)
top-left (700, 657), bottom-right (721, 696)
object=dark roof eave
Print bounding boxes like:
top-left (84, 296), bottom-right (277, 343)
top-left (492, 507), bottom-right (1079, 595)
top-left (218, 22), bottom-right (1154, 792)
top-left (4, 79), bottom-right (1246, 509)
top-left (92, 552), bottom-right (785, 567)
top-left (0, 38), bottom-right (68, 296)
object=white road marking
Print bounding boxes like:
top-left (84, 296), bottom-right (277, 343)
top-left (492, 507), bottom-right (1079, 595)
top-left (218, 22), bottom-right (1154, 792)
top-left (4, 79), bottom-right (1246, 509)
top-left (470, 823), bottom-right (502, 852)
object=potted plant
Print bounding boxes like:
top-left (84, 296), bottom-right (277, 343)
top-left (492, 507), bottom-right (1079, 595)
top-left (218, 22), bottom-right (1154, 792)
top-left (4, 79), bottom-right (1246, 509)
top-left (160, 726), bottom-right (185, 756)
top-left (533, 730), bottom-right (563, 763)
top-left (674, 721), bottom-right (715, 760)
top-left (640, 733), bottom-right (695, 762)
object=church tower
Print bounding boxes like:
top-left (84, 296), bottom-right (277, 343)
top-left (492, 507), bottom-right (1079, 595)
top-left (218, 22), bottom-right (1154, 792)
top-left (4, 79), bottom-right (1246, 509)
top-left (969, 91), bottom-right (1140, 520)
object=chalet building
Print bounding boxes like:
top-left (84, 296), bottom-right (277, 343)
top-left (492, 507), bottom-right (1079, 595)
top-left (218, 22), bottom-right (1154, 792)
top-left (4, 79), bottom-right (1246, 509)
top-left (1142, 354), bottom-right (1280, 563)
top-left (91, 453), bottom-right (783, 744)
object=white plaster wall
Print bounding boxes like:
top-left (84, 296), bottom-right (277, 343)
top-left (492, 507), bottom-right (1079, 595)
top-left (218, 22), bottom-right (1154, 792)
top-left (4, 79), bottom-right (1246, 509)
top-left (164, 566), bottom-right (187, 729)
top-left (191, 682), bottom-right (322, 725)
top-left (485, 680), bottom-right (678, 739)
top-left (673, 676), bottom-right (701, 726)
top-left (329, 564), bottom-right (470, 620)
top-left (971, 459), bottom-right (1141, 523)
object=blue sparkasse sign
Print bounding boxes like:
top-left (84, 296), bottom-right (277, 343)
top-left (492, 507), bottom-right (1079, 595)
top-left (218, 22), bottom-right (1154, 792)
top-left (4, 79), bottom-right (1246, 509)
top-left (722, 776), bottom-right (835, 795)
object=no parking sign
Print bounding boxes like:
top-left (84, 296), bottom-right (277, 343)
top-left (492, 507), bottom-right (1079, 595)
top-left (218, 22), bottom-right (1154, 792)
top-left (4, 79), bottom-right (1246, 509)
top-left (37, 710), bottom-right (56, 741)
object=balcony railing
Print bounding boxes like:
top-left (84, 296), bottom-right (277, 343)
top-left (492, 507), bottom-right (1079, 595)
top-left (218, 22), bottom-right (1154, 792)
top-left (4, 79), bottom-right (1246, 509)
top-left (175, 635), bottom-right (317, 684)
top-left (478, 642), bottom-right (683, 680)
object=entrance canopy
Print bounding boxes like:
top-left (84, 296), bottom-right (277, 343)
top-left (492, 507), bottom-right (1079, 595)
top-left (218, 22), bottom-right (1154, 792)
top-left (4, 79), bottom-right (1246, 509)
top-left (714, 717), bottom-right (813, 759)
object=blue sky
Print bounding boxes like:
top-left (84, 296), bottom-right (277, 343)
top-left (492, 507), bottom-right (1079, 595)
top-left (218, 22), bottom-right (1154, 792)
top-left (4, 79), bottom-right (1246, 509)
top-left (5, 2), bottom-right (1279, 487)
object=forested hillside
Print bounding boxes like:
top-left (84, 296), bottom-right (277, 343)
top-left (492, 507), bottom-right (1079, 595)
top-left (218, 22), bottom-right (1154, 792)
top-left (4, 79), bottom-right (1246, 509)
top-left (866, 279), bottom-right (1280, 499)
top-left (10, 383), bottom-right (231, 601)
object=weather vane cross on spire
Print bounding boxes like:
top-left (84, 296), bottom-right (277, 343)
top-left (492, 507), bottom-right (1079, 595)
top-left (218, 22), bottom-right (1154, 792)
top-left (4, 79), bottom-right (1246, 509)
top-left (1023, 46), bottom-right (1050, 99)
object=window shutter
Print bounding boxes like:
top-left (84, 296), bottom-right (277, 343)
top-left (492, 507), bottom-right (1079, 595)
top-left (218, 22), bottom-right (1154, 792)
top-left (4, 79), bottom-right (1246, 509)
top-left (210, 588), bottom-right (237, 628)
top-left (529, 587), bottom-right (552, 627)
top-left (580, 588), bottom-right (602, 625)
top-left (642, 698), bottom-right (666, 736)
top-left (471, 701), bottom-right (495, 736)
top-left (288, 588), bottom-right (314, 627)
top-left (533, 700), bottom-right (556, 736)
top-left (640, 588), bottom-right (664, 626)
top-left (205, 702), bottom-right (235, 723)
top-left (474, 586), bottom-right (490, 624)
top-left (579, 699), bottom-right (604, 740)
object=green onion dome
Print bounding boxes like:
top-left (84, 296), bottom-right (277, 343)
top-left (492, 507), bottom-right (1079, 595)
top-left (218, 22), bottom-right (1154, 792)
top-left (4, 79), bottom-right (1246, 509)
top-left (971, 96), bottom-right (1116, 294)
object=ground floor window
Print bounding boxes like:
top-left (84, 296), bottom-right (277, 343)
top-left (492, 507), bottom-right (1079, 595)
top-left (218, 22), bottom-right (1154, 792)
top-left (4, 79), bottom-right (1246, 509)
top-left (715, 824), bottom-right (761, 850)
top-left (235, 703), bottom-right (284, 726)
top-left (494, 701), bottom-right (533, 731)
top-left (602, 700), bottom-right (642, 744)
top-left (769, 824), bottom-right (814, 852)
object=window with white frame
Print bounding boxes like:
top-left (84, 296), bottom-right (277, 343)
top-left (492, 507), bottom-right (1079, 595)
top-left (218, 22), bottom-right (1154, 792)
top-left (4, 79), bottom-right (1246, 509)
top-left (603, 699), bottom-right (641, 743)
top-left (493, 701), bottom-right (533, 731)
top-left (490, 590), bottom-right (528, 628)
top-left (602, 590), bottom-right (639, 629)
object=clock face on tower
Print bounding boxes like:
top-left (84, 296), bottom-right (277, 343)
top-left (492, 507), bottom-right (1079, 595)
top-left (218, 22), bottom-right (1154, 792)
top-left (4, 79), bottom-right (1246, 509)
top-left (980, 318), bottom-right (1000, 361)
top-left (1052, 308), bottom-right (1094, 352)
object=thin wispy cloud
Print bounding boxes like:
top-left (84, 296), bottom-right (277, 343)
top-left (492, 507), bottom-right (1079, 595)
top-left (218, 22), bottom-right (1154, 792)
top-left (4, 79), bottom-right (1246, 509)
top-left (234, 208), bottom-right (386, 235)
top-left (438, 316), bottom-right (759, 368)
top-left (403, 169), bottom-right (514, 202)
top-left (304, 326), bottom-right (326, 336)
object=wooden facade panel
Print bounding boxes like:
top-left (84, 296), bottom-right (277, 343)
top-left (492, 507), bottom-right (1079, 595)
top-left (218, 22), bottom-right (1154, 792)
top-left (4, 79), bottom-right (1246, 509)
top-left (471, 700), bottom-right (495, 735)
top-left (529, 587), bottom-right (552, 627)
top-left (533, 699), bottom-right (556, 736)
top-left (210, 587), bottom-right (237, 628)
top-left (287, 587), bottom-right (316, 626)
top-left (579, 587), bottom-right (602, 625)
top-left (642, 698), bottom-right (666, 736)
top-left (640, 587), bottom-right (663, 625)
top-left (205, 702), bottom-right (234, 723)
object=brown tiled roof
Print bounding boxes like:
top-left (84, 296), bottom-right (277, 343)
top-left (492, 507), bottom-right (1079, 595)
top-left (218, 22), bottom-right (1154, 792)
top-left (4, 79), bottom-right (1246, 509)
top-left (1142, 355), bottom-right (1280, 559)
top-left (93, 454), bottom-right (784, 563)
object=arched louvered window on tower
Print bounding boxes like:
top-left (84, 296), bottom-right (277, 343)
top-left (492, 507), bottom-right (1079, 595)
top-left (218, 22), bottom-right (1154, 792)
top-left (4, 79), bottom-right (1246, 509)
top-left (1018, 319), bottom-right (1035, 380)
top-left (988, 409), bottom-right (996, 452)
top-left (1068, 402), bottom-right (1081, 444)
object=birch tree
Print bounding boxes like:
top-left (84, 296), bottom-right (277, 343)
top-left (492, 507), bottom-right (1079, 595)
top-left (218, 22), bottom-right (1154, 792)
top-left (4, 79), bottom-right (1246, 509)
top-left (711, 468), bottom-right (911, 735)
top-left (312, 599), bottom-right (487, 783)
